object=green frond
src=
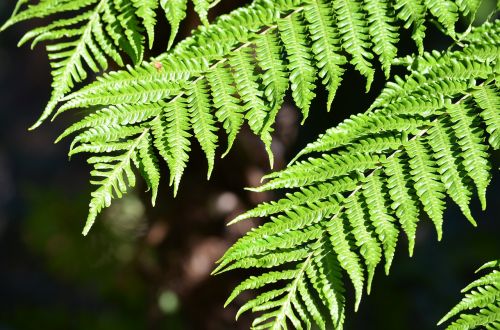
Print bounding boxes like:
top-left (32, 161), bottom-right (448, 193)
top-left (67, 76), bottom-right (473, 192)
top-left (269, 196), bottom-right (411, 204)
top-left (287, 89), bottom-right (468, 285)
top-left (395, 0), bottom-right (427, 53)
top-left (446, 102), bottom-right (491, 210)
top-left (229, 47), bottom-right (269, 150)
top-left (304, 0), bottom-right (346, 111)
top-left (56, 103), bottom-right (162, 143)
top-left (383, 154), bottom-right (420, 256)
top-left (193, 0), bottom-right (211, 25)
top-left (438, 260), bottom-right (500, 330)
top-left (278, 13), bottom-right (317, 122)
top-left (161, 0), bottom-right (188, 49)
top-left (309, 240), bottom-right (346, 328)
top-left (255, 31), bottom-right (289, 161)
top-left (231, 176), bottom-right (356, 224)
top-left (136, 132), bottom-right (161, 207)
top-left (455, 0), bottom-right (482, 18)
top-left (424, 0), bottom-right (459, 37)
top-left (151, 98), bottom-right (191, 196)
top-left (35, 0), bottom-right (486, 232)
top-left (332, 0), bottom-right (374, 89)
top-left (131, 0), bottom-right (158, 48)
top-left (405, 139), bottom-right (446, 240)
top-left (327, 215), bottom-right (364, 311)
top-left (362, 173), bottom-right (399, 274)
top-left (428, 121), bottom-right (475, 225)
top-left (83, 129), bottom-right (155, 235)
top-left (188, 79), bottom-right (218, 179)
top-left (2, 0), bottom-right (221, 127)
top-left (473, 85), bottom-right (500, 150)
top-left (343, 194), bottom-right (382, 294)
top-left (364, 0), bottom-right (399, 77)
top-left (221, 24), bottom-right (500, 328)
top-left (206, 65), bottom-right (245, 156)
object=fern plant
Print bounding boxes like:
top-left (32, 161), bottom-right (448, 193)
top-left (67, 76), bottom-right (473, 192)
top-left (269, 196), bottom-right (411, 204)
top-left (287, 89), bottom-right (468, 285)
top-left (439, 260), bottom-right (500, 330)
top-left (5, 0), bottom-right (484, 234)
top-left (2, 0), bottom-right (499, 328)
top-left (216, 20), bottom-right (499, 329)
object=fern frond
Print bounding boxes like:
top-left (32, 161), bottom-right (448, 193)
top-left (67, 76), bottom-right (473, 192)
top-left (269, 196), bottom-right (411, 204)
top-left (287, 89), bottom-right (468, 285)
top-left (151, 99), bottom-right (191, 196)
top-left (278, 13), bottom-right (317, 122)
top-left (332, 0), bottom-right (374, 89)
top-left (2, 0), bottom-right (222, 127)
top-left (473, 85), bottom-right (500, 150)
top-left (438, 260), bottom-right (500, 330)
top-left (161, 0), bottom-right (187, 49)
top-left (395, 0), bottom-right (427, 52)
top-left (188, 79), bottom-right (218, 178)
top-left (220, 22), bottom-right (500, 329)
top-left (47, 0), bottom-right (481, 232)
top-left (83, 129), bottom-right (155, 235)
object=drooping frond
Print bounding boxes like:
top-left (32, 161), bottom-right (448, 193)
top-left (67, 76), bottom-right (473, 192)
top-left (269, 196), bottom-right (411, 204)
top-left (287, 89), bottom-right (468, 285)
top-left (1, 0), bottom-right (222, 128)
top-left (82, 129), bottom-right (160, 235)
top-left (217, 21), bottom-right (500, 329)
top-left (438, 260), bottom-right (500, 330)
top-left (53, 0), bottom-right (481, 233)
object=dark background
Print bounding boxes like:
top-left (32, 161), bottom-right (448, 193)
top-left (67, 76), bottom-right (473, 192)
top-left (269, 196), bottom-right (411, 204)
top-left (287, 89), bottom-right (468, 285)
top-left (0, 1), bottom-right (498, 329)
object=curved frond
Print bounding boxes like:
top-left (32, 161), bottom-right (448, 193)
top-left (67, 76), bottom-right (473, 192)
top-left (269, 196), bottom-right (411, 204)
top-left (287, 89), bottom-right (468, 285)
top-left (1, 0), bottom-right (222, 127)
top-left (438, 260), bottom-right (500, 330)
top-left (15, 0), bottom-right (485, 232)
top-left (219, 22), bottom-right (500, 329)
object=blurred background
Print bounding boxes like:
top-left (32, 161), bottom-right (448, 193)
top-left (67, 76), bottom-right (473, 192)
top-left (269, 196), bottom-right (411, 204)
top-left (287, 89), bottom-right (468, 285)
top-left (0, 1), bottom-right (498, 329)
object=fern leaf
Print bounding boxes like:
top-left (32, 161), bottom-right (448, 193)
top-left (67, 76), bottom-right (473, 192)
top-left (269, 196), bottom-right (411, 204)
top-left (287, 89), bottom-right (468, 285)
top-left (383, 154), bottom-right (420, 256)
top-left (193, 0), bottom-right (211, 25)
top-left (310, 241), bottom-right (346, 328)
top-left (438, 260), bottom-right (500, 330)
top-left (473, 85), bottom-right (500, 150)
top-left (395, 0), bottom-right (427, 53)
top-left (221, 24), bottom-right (499, 328)
top-left (206, 65), bottom-right (245, 156)
top-left (278, 13), bottom-right (317, 123)
top-left (455, 0), bottom-right (482, 18)
top-left (364, 0), bottom-right (399, 77)
top-left (131, 0), bottom-right (158, 48)
top-left (428, 121), bottom-right (475, 225)
top-left (83, 130), bottom-right (150, 235)
top-left (255, 31), bottom-right (289, 162)
top-left (188, 79), bottom-right (218, 178)
top-left (151, 98), bottom-right (192, 196)
top-left (304, 0), bottom-right (346, 110)
top-left (406, 139), bottom-right (446, 240)
top-left (161, 0), bottom-right (188, 49)
top-left (327, 215), bottom-right (364, 311)
top-left (344, 194), bottom-right (382, 294)
top-left (333, 0), bottom-right (374, 89)
top-left (362, 173), bottom-right (399, 274)
top-left (230, 47), bottom-right (268, 139)
top-left (135, 132), bottom-right (161, 205)
top-left (447, 102), bottom-right (491, 210)
top-left (424, 0), bottom-right (459, 37)
top-left (37, 1), bottom-right (487, 233)
top-left (3, 0), bottom-right (210, 127)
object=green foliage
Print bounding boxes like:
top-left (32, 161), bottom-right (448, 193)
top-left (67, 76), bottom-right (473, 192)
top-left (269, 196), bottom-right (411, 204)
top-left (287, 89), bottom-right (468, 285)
top-left (438, 260), bottom-right (500, 330)
top-left (36, 0), bottom-right (479, 233)
top-left (1, 0), bottom-right (220, 128)
top-left (217, 21), bottom-right (500, 329)
top-left (2, 0), bottom-right (499, 328)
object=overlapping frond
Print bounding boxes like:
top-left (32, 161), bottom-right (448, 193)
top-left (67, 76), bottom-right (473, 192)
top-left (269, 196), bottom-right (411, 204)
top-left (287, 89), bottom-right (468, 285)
top-left (52, 0), bottom-right (480, 234)
top-left (217, 21), bottom-right (500, 329)
top-left (438, 260), bottom-right (500, 330)
top-left (1, 0), bottom-right (222, 128)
